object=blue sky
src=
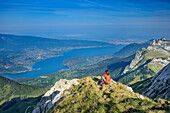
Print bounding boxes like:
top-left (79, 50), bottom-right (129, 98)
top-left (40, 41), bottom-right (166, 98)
top-left (0, 0), bottom-right (170, 43)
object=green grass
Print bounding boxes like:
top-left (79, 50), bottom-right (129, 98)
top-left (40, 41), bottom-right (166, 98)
top-left (118, 66), bottom-right (156, 85)
top-left (144, 51), bottom-right (170, 59)
top-left (48, 76), bottom-right (170, 113)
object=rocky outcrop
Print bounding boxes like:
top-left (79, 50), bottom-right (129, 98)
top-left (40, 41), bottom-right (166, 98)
top-left (133, 63), bottom-right (170, 99)
top-left (123, 50), bottom-right (144, 74)
top-left (125, 86), bottom-right (145, 99)
top-left (32, 79), bottom-right (79, 113)
top-left (147, 38), bottom-right (170, 55)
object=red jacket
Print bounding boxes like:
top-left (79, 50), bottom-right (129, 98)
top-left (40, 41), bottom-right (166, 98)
top-left (101, 74), bottom-right (111, 83)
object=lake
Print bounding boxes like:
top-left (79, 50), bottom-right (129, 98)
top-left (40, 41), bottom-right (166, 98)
top-left (2, 45), bottom-right (125, 80)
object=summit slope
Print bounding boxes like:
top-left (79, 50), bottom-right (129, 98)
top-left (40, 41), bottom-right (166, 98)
top-left (33, 76), bottom-right (169, 113)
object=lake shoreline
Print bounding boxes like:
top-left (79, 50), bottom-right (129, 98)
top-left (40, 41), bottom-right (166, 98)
top-left (0, 46), bottom-right (111, 75)
top-left (1, 45), bottom-right (125, 80)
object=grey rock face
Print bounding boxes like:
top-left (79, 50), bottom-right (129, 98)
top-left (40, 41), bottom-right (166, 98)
top-left (32, 79), bottom-right (79, 113)
top-left (148, 38), bottom-right (170, 54)
top-left (123, 50), bottom-right (144, 74)
top-left (134, 63), bottom-right (170, 99)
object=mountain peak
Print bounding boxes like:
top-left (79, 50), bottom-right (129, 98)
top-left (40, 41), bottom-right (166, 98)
top-left (161, 37), bottom-right (167, 41)
top-left (147, 38), bottom-right (170, 54)
top-left (149, 38), bottom-right (170, 47)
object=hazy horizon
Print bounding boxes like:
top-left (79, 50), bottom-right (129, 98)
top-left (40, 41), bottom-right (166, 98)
top-left (0, 0), bottom-right (170, 44)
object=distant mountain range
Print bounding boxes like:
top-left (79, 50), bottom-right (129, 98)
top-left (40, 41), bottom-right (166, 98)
top-left (0, 34), bottom-right (114, 49)
top-left (112, 40), bottom-right (151, 58)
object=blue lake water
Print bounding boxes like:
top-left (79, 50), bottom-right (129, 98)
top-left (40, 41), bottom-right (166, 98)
top-left (2, 45), bottom-right (125, 80)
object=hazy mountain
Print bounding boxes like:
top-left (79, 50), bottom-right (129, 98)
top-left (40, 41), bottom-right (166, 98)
top-left (113, 41), bottom-right (151, 58)
top-left (0, 34), bottom-right (114, 49)
top-left (131, 63), bottom-right (170, 99)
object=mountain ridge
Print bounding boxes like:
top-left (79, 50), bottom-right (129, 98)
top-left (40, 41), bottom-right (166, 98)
top-left (33, 76), bottom-right (170, 113)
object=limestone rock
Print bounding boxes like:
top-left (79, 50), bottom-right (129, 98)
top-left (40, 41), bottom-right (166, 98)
top-left (148, 38), bottom-right (170, 53)
top-left (32, 79), bottom-right (79, 113)
top-left (133, 63), bottom-right (170, 99)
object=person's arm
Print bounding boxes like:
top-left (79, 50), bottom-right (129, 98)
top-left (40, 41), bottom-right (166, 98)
top-left (101, 74), bottom-right (105, 77)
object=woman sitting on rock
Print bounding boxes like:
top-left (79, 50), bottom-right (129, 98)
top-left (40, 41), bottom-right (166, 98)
top-left (100, 70), bottom-right (111, 85)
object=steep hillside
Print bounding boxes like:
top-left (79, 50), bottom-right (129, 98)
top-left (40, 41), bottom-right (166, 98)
top-left (0, 76), bottom-right (45, 106)
top-left (33, 76), bottom-right (170, 113)
top-left (131, 63), bottom-right (170, 99)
